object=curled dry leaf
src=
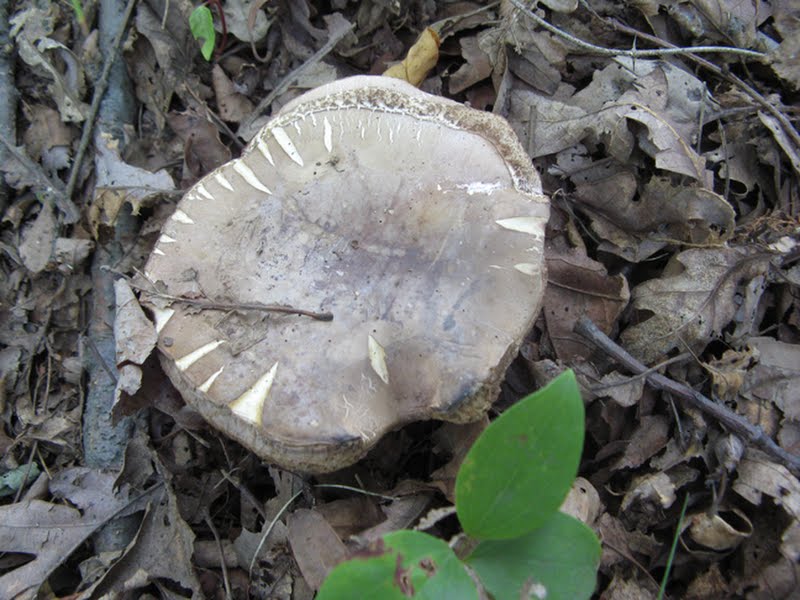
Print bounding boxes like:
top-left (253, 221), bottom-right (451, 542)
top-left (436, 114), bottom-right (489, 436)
top-left (223, 0), bottom-right (271, 43)
top-left (621, 471), bottom-right (675, 513)
top-left (383, 27), bottom-right (440, 87)
top-left (560, 477), bottom-right (601, 526)
top-left (687, 508), bottom-right (753, 552)
top-left (15, 38), bottom-right (89, 123)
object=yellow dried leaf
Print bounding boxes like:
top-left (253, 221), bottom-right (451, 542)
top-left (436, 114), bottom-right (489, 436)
top-left (383, 27), bottom-right (440, 87)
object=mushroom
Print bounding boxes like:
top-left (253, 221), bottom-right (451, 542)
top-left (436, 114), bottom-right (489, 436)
top-left (140, 76), bottom-right (549, 473)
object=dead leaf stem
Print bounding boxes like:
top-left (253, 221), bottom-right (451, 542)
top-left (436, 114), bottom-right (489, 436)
top-left (574, 316), bottom-right (800, 476)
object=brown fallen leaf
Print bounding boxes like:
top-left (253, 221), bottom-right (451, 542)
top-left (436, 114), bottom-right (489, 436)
top-left (744, 337), bottom-right (800, 421)
top-left (168, 110), bottom-right (232, 185)
top-left (621, 248), bottom-right (772, 364)
top-left (287, 508), bottom-right (348, 591)
top-left (542, 241), bottom-right (629, 361)
top-left (449, 34), bottom-right (492, 94)
top-left (0, 468), bottom-right (136, 598)
top-left (614, 414), bottom-right (670, 471)
top-left (573, 172), bottom-right (736, 257)
top-left (212, 64), bottom-right (255, 123)
top-left (88, 484), bottom-right (201, 597)
top-left (114, 279), bottom-right (158, 368)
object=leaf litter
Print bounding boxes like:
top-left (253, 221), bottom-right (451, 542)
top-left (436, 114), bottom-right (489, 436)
top-left (1, 0), bottom-right (799, 598)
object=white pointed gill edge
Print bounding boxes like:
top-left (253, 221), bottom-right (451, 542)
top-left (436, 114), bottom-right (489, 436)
top-left (229, 362), bottom-right (279, 424)
top-left (368, 335), bottom-right (390, 385)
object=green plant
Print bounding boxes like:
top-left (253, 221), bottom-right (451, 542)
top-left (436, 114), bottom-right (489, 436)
top-left (189, 6), bottom-right (216, 61)
top-left (317, 370), bottom-right (601, 600)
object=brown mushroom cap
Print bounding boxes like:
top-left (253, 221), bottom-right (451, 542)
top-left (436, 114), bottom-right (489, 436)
top-left (141, 76), bottom-right (549, 473)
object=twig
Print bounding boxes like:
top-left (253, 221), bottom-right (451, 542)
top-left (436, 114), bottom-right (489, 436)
top-left (239, 20), bottom-right (355, 135)
top-left (249, 490), bottom-right (302, 578)
top-left (314, 483), bottom-right (398, 501)
top-left (64, 0), bottom-right (138, 208)
top-left (136, 284), bottom-right (334, 321)
top-left (204, 509), bottom-right (233, 600)
top-left (574, 316), bottom-right (800, 476)
top-left (507, 0), bottom-right (765, 60)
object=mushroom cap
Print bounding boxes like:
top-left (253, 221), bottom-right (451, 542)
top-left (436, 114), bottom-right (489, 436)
top-left (141, 76), bottom-right (549, 473)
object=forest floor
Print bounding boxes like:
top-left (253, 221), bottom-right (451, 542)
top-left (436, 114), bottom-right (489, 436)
top-left (1, 0), bottom-right (799, 598)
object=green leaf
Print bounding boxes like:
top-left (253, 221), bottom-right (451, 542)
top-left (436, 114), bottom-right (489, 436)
top-left (189, 6), bottom-right (215, 61)
top-left (317, 530), bottom-right (477, 600)
top-left (466, 512), bottom-right (600, 600)
top-left (455, 369), bottom-right (584, 539)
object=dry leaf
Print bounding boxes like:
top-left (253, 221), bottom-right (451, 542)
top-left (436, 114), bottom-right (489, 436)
top-left (383, 27), bottom-right (440, 87)
top-left (114, 280), bottom-right (158, 367)
top-left (614, 415), bottom-right (670, 471)
top-left (18, 202), bottom-right (57, 273)
top-left (15, 37), bottom-right (88, 122)
top-left (744, 337), bottom-right (800, 420)
top-left (621, 248), bottom-right (771, 364)
top-left (449, 35), bottom-right (492, 94)
top-left (0, 469), bottom-right (135, 598)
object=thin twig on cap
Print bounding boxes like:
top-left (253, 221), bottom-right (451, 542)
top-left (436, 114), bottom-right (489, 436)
top-left (133, 282), bottom-right (333, 321)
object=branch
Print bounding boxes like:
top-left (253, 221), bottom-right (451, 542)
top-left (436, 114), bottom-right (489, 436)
top-left (507, 0), bottom-right (766, 60)
top-left (64, 0), bottom-right (138, 211)
top-left (574, 316), bottom-right (800, 477)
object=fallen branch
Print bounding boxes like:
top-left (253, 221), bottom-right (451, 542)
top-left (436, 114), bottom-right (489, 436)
top-left (0, 0), bottom-right (15, 214)
top-left (508, 0), bottom-right (766, 60)
top-left (574, 315), bottom-right (800, 477)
